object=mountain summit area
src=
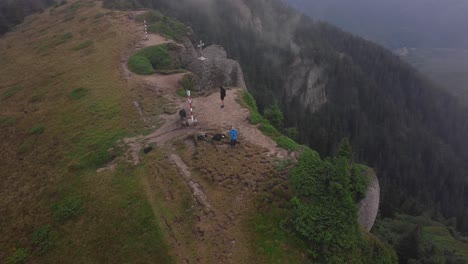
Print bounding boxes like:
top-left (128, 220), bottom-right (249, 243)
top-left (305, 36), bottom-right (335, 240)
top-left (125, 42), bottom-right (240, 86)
top-left (1, 0), bottom-right (467, 263)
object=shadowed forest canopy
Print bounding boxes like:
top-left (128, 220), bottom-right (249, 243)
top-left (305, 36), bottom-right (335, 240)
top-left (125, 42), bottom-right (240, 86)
top-left (102, 0), bottom-right (468, 235)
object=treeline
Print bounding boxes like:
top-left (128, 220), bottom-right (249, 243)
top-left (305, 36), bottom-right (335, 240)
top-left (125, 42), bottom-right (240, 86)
top-left (287, 141), bottom-right (397, 263)
top-left (0, 0), bottom-right (55, 35)
top-left (294, 21), bottom-right (468, 232)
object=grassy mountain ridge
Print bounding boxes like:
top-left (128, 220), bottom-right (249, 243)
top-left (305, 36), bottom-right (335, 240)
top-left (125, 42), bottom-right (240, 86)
top-left (102, 0), bottom-right (468, 236)
top-left (0, 1), bottom-right (174, 262)
top-left (1, 0), bottom-right (467, 262)
top-left (1, 1), bottom-right (396, 262)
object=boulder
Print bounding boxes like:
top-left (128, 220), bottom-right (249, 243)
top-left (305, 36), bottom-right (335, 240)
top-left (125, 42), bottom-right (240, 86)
top-left (358, 169), bottom-right (380, 231)
top-left (177, 40), bottom-right (246, 92)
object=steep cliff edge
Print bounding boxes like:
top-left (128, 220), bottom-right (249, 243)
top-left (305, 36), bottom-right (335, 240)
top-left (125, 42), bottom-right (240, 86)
top-left (358, 168), bottom-right (380, 231)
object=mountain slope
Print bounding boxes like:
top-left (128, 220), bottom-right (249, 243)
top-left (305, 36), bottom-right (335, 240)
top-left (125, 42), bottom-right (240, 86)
top-left (283, 0), bottom-right (468, 106)
top-left (1, 2), bottom-right (397, 262)
top-left (402, 48), bottom-right (468, 104)
top-left (0, 2), bottom-right (173, 262)
top-left (102, 0), bottom-right (468, 237)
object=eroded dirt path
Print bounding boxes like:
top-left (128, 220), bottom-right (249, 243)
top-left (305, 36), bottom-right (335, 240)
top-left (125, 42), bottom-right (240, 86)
top-left (122, 87), bottom-right (286, 165)
top-left (143, 138), bottom-right (282, 263)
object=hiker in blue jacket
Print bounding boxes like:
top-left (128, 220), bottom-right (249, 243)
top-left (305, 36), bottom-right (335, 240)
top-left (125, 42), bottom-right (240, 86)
top-left (229, 125), bottom-right (238, 147)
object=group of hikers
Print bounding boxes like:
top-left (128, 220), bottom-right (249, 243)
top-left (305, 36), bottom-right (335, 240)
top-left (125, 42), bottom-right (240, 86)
top-left (221, 86), bottom-right (238, 147)
top-left (220, 86), bottom-right (238, 147)
top-left (181, 86), bottom-right (238, 147)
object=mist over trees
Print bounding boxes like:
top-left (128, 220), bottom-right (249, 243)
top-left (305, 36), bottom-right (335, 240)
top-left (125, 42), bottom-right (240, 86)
top-left (284, 0), bottom-right (468, 49)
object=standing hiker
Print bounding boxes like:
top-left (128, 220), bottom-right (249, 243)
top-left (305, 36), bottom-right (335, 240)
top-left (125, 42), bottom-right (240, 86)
top-left (229, 125), bottom-right (238, 147)
top-left (220, 86), bottom-right (226, 108)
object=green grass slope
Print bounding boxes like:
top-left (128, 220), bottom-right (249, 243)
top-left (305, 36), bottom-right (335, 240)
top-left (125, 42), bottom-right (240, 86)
top-left (0, 1), bottom-right (399, 263)
top-left (0, 1), bottom-right (172, 263)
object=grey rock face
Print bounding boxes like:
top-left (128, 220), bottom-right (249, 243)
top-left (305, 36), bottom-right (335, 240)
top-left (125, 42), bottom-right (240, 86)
top-left (284, 59), bottom-right (327, 113)
top-left (178, 41), bottom-right (246, 92)
top-left (358, 169), bottom-right (380, 231)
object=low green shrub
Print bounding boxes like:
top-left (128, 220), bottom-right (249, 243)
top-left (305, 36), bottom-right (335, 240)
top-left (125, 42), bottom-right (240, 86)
top-left (181, 75), bottom-right (194, 90)
top-left (72, 40), bottom-right (93, 51)
top-left (264, 102), bottom-right (284, 129)
top-left (128, 45), bottom-right (173, 75)
top-left (54, 32), bottom-right (73, 46)
top-left (30, 124), bottom-right (45, 135)
top-left (128, 55), bottom-right (154, 75)
top-left (32, 225), bottom-right (53, 255)
top-left (2, 85), bottom-right (23, 100)
top-left (18, 139), bottom-right (34, 154)
top-left (275, 136), bottom-right (299, 151)
top-left (0, 116), bottom-right (16, 126)
top-left (242, 91), bottom-right (300, 151)
top-left (75, 129), bottom-right (125, 170)
top-left (242, 91), bottom-right (258, 112)
top-left (70, 87), bottom-right (88, 99)
top-left (148, 21), bottom-right (187, 41)
top-left (350, 165), bottom-right (371, 202)
top-left (287, 144), bottom-right (397, 262)
top-left (141, 13), bottom-right (188, 41)
top-left (138, 45), bottom-right (172, 69)
top-left (176, 88), bottom-right (187, 98)
top-left (6, 248), bottom-right (30, 264)
top-left (260, 123), bottom-right (278, 137)
top-left (52, 197), bottom-right (84, 221)
top-left (249, 111), bottom-right (263, 124)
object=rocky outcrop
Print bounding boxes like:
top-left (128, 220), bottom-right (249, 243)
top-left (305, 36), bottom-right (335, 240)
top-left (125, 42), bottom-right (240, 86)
top-left (358, 169), bottom-right (380, 231)
top-left (170, 39), bottom-right (246, 92)
top-left (184, 45), bottom-right (246, 91)
top-left (284, 58), bottom-right (327, 113)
